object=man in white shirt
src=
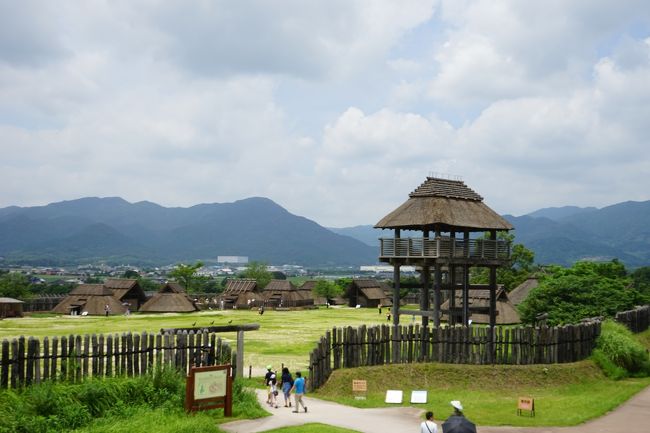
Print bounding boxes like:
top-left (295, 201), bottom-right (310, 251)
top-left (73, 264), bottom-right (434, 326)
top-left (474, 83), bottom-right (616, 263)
top-left (420, 411), bottom-right (438, 433)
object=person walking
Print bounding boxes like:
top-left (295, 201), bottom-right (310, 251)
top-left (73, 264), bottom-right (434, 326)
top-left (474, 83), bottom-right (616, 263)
top-left (290, 371), bottom-right (307, 413)
top-left (264, 365), bottom-right (278, 408)
top-left (442, 400), bottom-right (476, 433)
top-left (420, 411), bottom-right (438, 433)
top-left (280, 367), bottom-right (294, 407)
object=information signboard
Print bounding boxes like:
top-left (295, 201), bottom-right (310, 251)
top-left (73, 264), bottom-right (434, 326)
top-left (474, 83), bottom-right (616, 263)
top-left (185, 364), bottom-right (232, 415)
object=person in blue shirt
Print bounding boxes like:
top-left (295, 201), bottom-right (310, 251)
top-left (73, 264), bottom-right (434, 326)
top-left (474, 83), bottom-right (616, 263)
top-left (290, 371), bottom-right (307, 413)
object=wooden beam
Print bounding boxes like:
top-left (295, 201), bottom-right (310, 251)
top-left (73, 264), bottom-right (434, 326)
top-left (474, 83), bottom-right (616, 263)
top-left (160, 324), bottom-right (261, 333)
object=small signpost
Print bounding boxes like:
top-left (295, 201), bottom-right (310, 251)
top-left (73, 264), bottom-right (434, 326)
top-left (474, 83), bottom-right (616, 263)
top-left (385, 390), bottom-right (403, 404)
top-left (517, 396), bottom-right (535, 417)
top-left (352, 379), bottom-right (367, 400)
top-left (185, 364), bottom-right (233, 415)
top-left (410, 390), bottom-right (428, 404)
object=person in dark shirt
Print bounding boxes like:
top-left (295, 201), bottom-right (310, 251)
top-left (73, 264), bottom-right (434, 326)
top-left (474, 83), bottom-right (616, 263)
top-left (280, 367), bottom-right (294, 407)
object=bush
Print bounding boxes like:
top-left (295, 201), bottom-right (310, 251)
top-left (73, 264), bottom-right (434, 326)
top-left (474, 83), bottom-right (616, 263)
top-left (594, 320), bottom-right (650, 379)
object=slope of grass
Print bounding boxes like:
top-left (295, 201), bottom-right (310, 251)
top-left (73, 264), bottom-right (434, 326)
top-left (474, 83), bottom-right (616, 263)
top-left (313, 361), bottom-right (650, 427)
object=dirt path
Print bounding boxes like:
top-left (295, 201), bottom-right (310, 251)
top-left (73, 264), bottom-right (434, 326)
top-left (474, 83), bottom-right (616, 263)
top-left (220, 385), bottom-right (650, 433)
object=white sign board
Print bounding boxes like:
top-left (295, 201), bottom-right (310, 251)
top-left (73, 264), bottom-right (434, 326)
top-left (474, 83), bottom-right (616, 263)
top-left (410, 390), bottom-right (428, 404)
top-left (385, 390), bottom-right (403, 404)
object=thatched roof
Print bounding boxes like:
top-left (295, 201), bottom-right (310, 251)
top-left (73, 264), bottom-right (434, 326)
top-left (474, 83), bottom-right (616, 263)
top-left (70, 284), bottom-right (114, 296)
top-left (139, 283), bottom-right (199, 313)
top-left (509, 278), bottom-right (539, 306)
top-left (52, 292), bottom-right (126, 315)
top-left (375, 177), bottom-right (513, 232)
top-left (0, 297), bottom-right (24, 304)
top-left (264, 280), bottom-right (297, 292)
top-left (224, 279), bottom-right (258, 294)
top-left (104, 278), bottom-right (146, 302)
top-left (439, 288), bottom-right (520, 324)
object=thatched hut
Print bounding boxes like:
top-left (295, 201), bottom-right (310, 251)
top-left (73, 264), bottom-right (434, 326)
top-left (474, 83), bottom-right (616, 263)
top-left (218, 278), bottom-right (260, 309)
top-left (509, 277), bottom-right (539, 306)
top-left (263, 280), bottom-right (313, 308)
top-left (440, 288), bottom-right (521, 324)
top-left (52, 284), bottom-right (126, 316)
top-left (139, 282), bottom-right (199, 313)
top-left (346, 279), bottom-right (392, 308)
top-left (0, 297), bottom-right (25, 318)
top-left (375, 176), bottom-right (513, 327)
top-left (104, 278), bottom-right (147, 309)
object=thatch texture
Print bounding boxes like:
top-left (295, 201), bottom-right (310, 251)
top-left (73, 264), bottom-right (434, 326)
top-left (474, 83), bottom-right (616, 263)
top-left (375, 177), bottom-right (513, 232)
top-left (509, 278), bottom-right (539, 306)
top-left (138, 283), bottom-right (199, 313)
top-left (104, 278), bottom-right (147, 309)
top-left (218, 279), bottom-right (261, 309)
top-left (299, 281), bottom-right (327, 305)
top-left (0, 297), bottom-right (24, 318)
top-left (346, 279), bottom-right (392, 308)
top-left (263, 280), bottom-right (313, 307)
top-left (52, 286), bottom-right (126, 316)
top-left (439, 288), bottom-right (521, 324)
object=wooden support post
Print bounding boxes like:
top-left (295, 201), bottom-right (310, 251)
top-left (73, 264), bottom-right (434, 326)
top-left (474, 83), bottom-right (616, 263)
top-left (236, 330), bottom-right (244, 378)
top-left (420, 265), bottom-right (430, 328)
top-left (462, 265), bottom-right (470, 326)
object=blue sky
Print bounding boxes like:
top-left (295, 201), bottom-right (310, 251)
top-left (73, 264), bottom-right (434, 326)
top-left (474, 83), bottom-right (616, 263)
top-left (1, 0), bottom-right (649, 227)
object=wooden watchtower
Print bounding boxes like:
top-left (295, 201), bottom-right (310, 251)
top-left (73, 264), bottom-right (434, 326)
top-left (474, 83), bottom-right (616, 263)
top-left (375, 176), bottom-right (513, 328)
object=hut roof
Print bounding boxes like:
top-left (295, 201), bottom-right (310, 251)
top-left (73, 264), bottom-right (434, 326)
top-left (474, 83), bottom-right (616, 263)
top-left (375, 177), bottom-right (513, 232)
top-left (224, 279), bottom-right (258, 294)
top-left (264, 280), bottom-right (297, 292)
top-left (139, 286), bottom-right (198, 313)
top-left (104, 278), bottom-right (146, 301)
top-left (509, 278), bottom-right (539, 306)
top-left (351, 279), bottom-right (385, 289)
top-left (439, 288), bottom-right (520, 324)
top-left (160, 282), bottom-right (186, 293)
top-left (70, 284), bottom-right (114, 296)
top-left (299, 281), bottom-right (318, 291)
top-left (52, 293), bottom-right (126, 315)
top-left (360, 287), bottom-right (387, 300)
top-left (0, 297), bottom-right (24, 304)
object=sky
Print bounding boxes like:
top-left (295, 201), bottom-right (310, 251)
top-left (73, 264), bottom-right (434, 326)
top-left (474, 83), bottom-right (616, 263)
top-left (1, 1), bottom-right (650, 227)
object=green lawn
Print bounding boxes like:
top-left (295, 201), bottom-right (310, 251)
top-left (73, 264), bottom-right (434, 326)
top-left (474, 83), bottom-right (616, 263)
top-left (1, 306), bottom-right (390, 372)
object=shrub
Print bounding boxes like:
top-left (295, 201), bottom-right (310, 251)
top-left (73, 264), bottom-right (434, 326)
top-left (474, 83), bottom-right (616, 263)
top-left (594, 320), bottom-right (650, 378)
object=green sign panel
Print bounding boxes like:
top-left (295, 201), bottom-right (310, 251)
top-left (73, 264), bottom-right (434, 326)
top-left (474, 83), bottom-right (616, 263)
top-left (194, 368), bottom-right (227, 400)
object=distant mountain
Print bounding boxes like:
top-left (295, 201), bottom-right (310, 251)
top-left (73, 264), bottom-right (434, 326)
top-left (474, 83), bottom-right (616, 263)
top-left (526, 206), bottom-right (597, 221)
top-left (0, 197), bottom-right (377, 267)
top-left (327, 225), bottom-right (382, 247)
top-left (332, 200), bottom-right (650, 268)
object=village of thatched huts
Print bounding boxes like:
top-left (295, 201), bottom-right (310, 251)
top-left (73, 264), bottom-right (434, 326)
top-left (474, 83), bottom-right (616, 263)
top-left (0, 297), bottom-right (25, 318)
top-left (139, 282), bottom-right (199, 313)
top-left (104, 278), bottom-right (147, 310)
top-left (263, 280), bottom-right (314, 308)
top-left (218, 278), bottom-right (261, 309)
top-left (440, 288), bottom-right (521, 325)
top-left (52, 284), bottom-right (127, 316)
top-left (346, 279), bottom-right (393, 308)
top-left (508, 277), bottom-right (539, 307)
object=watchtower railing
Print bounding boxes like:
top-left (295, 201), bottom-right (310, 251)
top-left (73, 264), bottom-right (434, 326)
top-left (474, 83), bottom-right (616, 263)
top-left (379, 236), bottom-right (510, 260)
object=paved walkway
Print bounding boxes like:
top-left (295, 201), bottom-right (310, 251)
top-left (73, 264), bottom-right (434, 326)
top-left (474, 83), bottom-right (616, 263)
top-left (220, 386), bottom-right (650, 433)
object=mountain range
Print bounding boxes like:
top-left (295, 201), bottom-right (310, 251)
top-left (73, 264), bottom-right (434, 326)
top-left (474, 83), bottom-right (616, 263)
top-left (0, 197), bottom-right (376, 267)
top-left (1, 197), bottom-right (649, 268)
top-left (330, 201), bottom-right (650, 268)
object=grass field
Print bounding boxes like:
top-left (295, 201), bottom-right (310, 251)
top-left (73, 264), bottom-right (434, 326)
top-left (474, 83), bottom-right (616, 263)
top-left (0, 306), bottom-right (391, 372)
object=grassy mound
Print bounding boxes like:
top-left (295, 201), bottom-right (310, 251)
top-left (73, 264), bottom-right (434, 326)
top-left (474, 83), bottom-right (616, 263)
top-left (313, 361), bottom-right (650, 427)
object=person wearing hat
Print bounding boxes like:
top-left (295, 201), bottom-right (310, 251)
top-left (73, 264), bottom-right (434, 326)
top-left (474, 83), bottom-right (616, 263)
top-left (442, 400), bottom-right (476, 433)
top-left (264, 365), bottom-right (278, 408)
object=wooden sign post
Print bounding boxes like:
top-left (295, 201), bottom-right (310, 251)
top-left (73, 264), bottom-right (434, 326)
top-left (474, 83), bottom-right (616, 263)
top-left (185, 364), bottom-right (233, 415)
top-left (517, 396), bottom-right (535, 417)
top-left (352, 379), bottom-right (367, 400)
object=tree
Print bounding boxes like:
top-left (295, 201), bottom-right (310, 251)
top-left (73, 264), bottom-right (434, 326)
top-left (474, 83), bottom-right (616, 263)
top-left (472, 232), bottom-right (535, 291)
top-left (0, 272), bottom-right (32, 299)
top-left (168, 261), bottom-right (205, 293)
top-left (519, 260), bottom-right (642, 326)
top-left (242, 261), bottom-right (272, 289)
top-left (122, 269), bottom-right (140, 279)
top-left (313, 280), bottom-right (343, 300)
top-left (631, 266), bottom-right (650, 301)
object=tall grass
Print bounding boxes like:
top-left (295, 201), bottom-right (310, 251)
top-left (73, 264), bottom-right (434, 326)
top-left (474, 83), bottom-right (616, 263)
top-left (0, 367), bottom-right (265, 433)
top-left (593, 320), bottom-right (650, 379)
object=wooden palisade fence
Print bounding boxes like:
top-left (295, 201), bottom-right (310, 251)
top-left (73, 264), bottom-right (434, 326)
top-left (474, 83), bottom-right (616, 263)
top-left (308, 320), bottom-right (601, 391)
top-left (0, 329), bottom-right (231, 389)
top-left (615, 305), bottom-right (650, 334)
